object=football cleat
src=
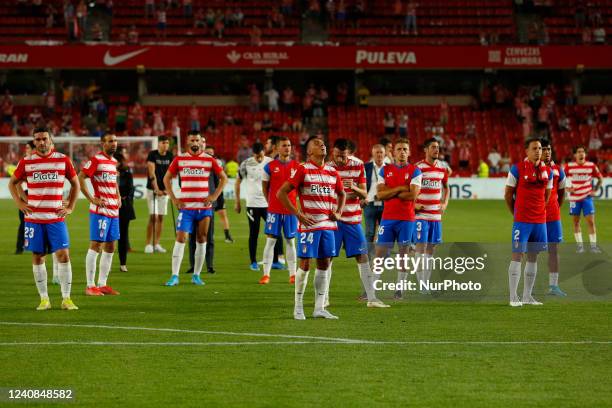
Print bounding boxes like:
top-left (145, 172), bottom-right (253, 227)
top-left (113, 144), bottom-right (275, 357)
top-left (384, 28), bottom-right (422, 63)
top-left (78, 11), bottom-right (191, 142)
top-left (191, 275), bottom-right (205, 286)
top-left (61, 298), bottom-right (78, 310)
top-left (293, 308), bottom-right (306, 320)
top-left (393, 290), bottom-right (403, 300)
top-left (590, 245), bottom-right (603, 254)
top-left (509, 301), bottom-right (523, 307)
top-left (289, 275), bottom-right (295, 284)
top-left (165, 275), bottom-right (179, 286)
top-left (576, 245), bottom-right (585, 254)
top-left (367, 300), bottom-right (391, 308)
top-left (144, 244), bottom-right (154, 254)
top-left (548, 285), bottom-right (567, 297)
top-left (249, 262), bottom-right (259, 271)
top-left (85, 286), bottom-right (104, 296)
top-left (522, 297), bottom-right (543, 306)
top-left (154, 244), bottom-right (167, 253)
top-left (271, 262), bottom-right (286, 270)
top-left (312, 309), bottom-right (339, 319)
top-left (259, 275), bottom-right (270, 285)
top-left (98, 285), bottom-right (120, 295)
top-left (36, 297), bottom-right (51, 311)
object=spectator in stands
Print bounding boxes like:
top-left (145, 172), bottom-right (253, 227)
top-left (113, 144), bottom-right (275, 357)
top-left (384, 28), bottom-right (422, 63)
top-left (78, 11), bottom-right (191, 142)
top-left (223, 110), bottom-right (235, 126)
top-left (269, 8), bottom-right (285, 28)
top-left (281, 0), bottom-right (293, 16)
top-left (383, 112), bottom-right (395, 135)
top-left (146, 0), bottom-right (155, 19)
top-left (265, 87), bottom-right (279, 112)
top-left (236, 136), bottom-right (252, 164)
top-left (114, 103), bottom-right (127, 133)
top-left (82, 111), bottom-right (98, 134)
top-left (170, 116), bottom-right (181, 138)
top-left (593, 24), bottom-right (606, 44)
top-left (499, 153), bottom-right (511, 173)
top-left (205, 116), bottom-right (217, 133)
top-left (250, 25), bottom-right (262, 45)
top-left (183, 0), bottom-right (192, 18)
top-left (152, 108), bottom-right (164, 135)
top-left (76, 0), bottom-right (87, 32)
top-left (336, 0), bottom-right (347, 28)
top-left (458, 140), bottom-right (471, 170)
top-left (194, 8), bottom-right (206, 28)
top-left (142, 122), bottom-right (152, 136)
top-left (487, 147), bottom-right (502, 175)
top-left (45, 3), bottom-right (57, 28)
top-left (213, 15), bottom-right (225, 39)
top-left (63, 0), bottom-right (74, 30)
top-left (581, 26), bottom-right (592, 44)
top-left (598, 97), bottom-right (608, 124)
top-left (302, 92), bottom-right (314, 123)
top-left (282, 86), bottom-right (295, 112)
top-left (156, 6), bottom-right (167, 39)
top-left (478, 159), bottom-right (489, 178)
top-left (439, 97), bottom-right (449, 126)
top-left (232, 8), bottom-right (244, 27)
top-left (105, 0), bottom-right (113, 16)
top-left (261, 114), bottom-right (273, 132)
top-left (130, 102), bottom-right (144, 132)
top-left (91, 22), bottom-right (103, 41)
top-left (404, 1), bottom-right (417, 35)
top-left (2, 91), bottom-right (14, 124)
top-left (563, 83), bottom-right (575, 106)
top-left (357, 84), bottom-right (370, 108)
top-left (588, 128), bottom-right (602, 152)
top-left (28, 108), bottom-right (43, 127)
top-left (536, 104), bottom-right (549, 136)
top-left (204, 8), bottom-right (215, 27)
top-left (558, 113), bottom-right (571, 132)
top-left (189, 103), bottom-right (200, 131)
top-left (248, 84), bottom-right (261, 112)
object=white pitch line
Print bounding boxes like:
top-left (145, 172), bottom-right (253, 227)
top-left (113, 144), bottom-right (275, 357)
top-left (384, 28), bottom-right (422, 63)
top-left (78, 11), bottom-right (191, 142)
top-left (0, 341), bottom-right (610, 346)
top-left (1, 322), bottom-right (610, 346)
top-left (0, 321), bottom-right (372, 344)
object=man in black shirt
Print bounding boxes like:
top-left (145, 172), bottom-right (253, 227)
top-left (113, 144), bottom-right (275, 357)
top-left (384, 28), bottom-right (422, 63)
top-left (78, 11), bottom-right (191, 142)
top-left (145, 135), bottom-right (174, 254)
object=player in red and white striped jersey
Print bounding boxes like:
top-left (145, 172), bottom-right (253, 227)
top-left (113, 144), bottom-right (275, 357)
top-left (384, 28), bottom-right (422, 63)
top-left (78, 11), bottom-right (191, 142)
top-left (78, 133), bottom-right (121, 296)
top-left (413, 138), bottom-right (450, 293)
top-left (564, 146), bottom-right (603, 253)
top-left (163, 131), bottom-right (227, 286)
top-left (328, 139), bottom-right (389, 308)
top-left (9, 127), bottom-right (80, 310)
top-left (278, 136), bottom-right (346, 320)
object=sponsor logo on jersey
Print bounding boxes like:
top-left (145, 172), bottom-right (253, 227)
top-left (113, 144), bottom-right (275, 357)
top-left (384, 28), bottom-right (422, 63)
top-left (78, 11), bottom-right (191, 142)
top-left (32, 171), bottom-right (59, 182)
top-left (310, 184), bottom-right (332, 194)
top-left (183, 167), bottom-right (206, 176)
top-left (422, 179), bottom-right (441, 188)
top-left (290, 168), bottom-right (297, 178)
top-left (101, 172), bottom-right (117, 182)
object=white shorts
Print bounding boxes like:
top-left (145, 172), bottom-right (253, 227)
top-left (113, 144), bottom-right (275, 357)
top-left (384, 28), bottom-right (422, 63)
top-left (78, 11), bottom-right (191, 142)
top-left (146, 189), bottom-right (169, 216)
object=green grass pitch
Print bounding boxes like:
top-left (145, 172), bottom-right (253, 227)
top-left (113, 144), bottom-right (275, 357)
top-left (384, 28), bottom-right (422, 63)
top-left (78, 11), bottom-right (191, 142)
top-left (0, 199), bottom-right (610, 407)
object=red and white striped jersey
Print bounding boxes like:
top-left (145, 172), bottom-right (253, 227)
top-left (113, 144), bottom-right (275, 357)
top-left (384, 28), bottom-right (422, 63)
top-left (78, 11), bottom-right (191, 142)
top-left (167, 151), bottom-right (223, 210)
top-left (564, 161), bottom-right (601, 202)
top-left (415, 159), bottom-right (449, 221)
top-left (13, 150), bottom-right (77, 224)
top-left (328, 157), bottom-right (366, 224)
top-left (82, 151), bottom-right (119, 218)
top-left (288, 161), bottom-right (344, 232)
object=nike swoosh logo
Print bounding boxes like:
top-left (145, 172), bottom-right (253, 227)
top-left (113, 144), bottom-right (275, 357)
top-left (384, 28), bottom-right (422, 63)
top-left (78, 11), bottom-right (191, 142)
top-left (103, 48), bottom-right (150, 66)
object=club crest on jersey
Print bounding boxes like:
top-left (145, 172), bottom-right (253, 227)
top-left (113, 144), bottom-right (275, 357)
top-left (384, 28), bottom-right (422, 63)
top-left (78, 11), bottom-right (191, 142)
top-left (32, 171), bottom-right (59, 181)
top-left (310, 184), bottom-right (332, 194)
top-left (183, 168), bottom-right (205, 176)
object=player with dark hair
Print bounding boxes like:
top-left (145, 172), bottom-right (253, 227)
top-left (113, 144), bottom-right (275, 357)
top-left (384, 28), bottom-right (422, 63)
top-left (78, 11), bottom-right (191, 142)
top-left (235, 142), bottom-right (272, 270)
top-left (505, 137), bottom-right (552, 306)
top-left (9, 127), bottom-right (80, 310)
top-left (565, 145), bottom-right (603, 253)
top-left (79, 132), bottom-right (122, 296)
top-left (163, 130), bottom-right (227, 286)
top-left (541, 139), bottom-right (567, 296)
top-left (328, 138), bottom-right (389, 308)
top-left (145, 135), bottom-right (173, 254)
top-left (278, 136), bottom-right (346, 319)
top-left (260, 136), bottom-right (299, 284)
top-left (413, 138), bottom-right (450, 293)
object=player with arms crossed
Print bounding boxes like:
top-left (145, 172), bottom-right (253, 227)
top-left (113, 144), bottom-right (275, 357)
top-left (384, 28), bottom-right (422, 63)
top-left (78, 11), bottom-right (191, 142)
top-left (260, 136), bottom-right (299, 284)
top-left (374, 139), bottom-right (422, 300)
top-left (414, 138), bottom-right (450, 293)
top-left (79, 133), bottom-right (122, 296)
top-left (163, 131), bottom-right (227, 286)
top-left (505, 138), bottom-right (552, 307)
top-left (327, 138), bottom-right (389, 308)
top-left (541, 140), bottom-right (568, 296)
top-left (278, 136), bottom-right (346, 320)
top-left (9, 127), bottom-right (80, 310)
top-left (565, 145), bottom-right (603, 253)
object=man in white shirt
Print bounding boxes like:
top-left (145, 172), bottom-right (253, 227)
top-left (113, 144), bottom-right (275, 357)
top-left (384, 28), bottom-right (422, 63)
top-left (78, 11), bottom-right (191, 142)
top-left (264, 87), bottom-right (280, 112)
top-left (487, 147), bottom-right (502, 174)
top-left (235, 142), bottom-right (272, 271)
